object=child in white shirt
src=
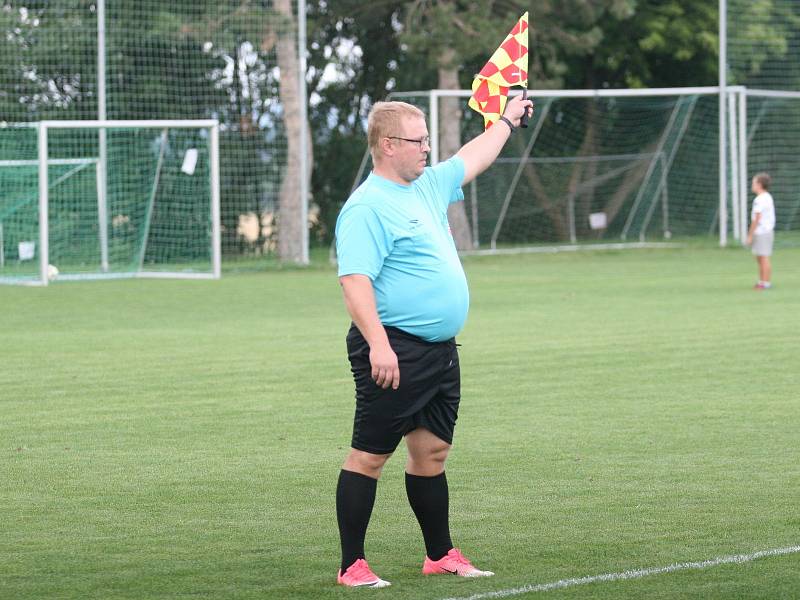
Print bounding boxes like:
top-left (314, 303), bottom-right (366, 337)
top-left (746, 172), bottom-right (776, 290)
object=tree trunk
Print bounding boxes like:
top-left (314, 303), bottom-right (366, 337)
top-left (437, 53), bottom-right (473, 250)
top-left (275, 0), bottom-right (313, 262)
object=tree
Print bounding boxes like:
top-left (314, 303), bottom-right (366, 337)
top-left (275, 0), bottom-right (312, 262)
top-left (177, 0), bottom-right (313, 263)
top-left (576, 0), bottom-right (717, 90)
top-left (726, 0), bottom-right (800, 89)
top-left (305, 0), bottom-right (435, 245)
top-left (0, 1), bottom-right (98, 121)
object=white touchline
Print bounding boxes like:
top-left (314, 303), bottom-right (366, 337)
top-left (438, 545), bottom-right (800, 600)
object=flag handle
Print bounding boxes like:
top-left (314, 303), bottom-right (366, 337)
top-left (520, 88), bottom-right (530, 128)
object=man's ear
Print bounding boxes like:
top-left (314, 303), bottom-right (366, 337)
top-left (379, 137), bottom-right (394, 157)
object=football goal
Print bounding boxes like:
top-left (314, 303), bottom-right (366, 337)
top-left (351, 86), bottom-right (800, 253)
top-left (0, 120), bottom-right (220, 285)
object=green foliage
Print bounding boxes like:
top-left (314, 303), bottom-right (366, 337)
top-left (0, 1), bottom-right (97, 120)
top-left (565, 0), bottom-right (718, 88)
top-left (400, 1), bottom-right (523, 70)
top-left (306, 0), bottom-right (436, 242)
top-left (728, 0), bottom-right (800, 89)
top-left (396, 0), bottom-right (633, 89)
top-left (4, 1), bottom-right (791, 250)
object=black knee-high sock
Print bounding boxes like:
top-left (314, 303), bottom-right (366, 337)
top-left (405, 471), bottom-right (453, 561)
top-left (336, 469), bottom-right (378, 572)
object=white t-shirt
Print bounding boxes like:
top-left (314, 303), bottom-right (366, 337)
top-left (751, 192), bottom-right (775, 234)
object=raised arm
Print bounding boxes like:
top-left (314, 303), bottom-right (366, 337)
top-left (339, 274), bottom-right (400, 390)
top-left (457, 94), bottom-right (534, 186)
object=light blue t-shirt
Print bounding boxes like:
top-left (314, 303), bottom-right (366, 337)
top-left (336, 156), bottom-right (469, 342)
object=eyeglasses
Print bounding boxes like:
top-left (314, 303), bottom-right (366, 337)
top-left (388, 136), bottom-right (430, 149)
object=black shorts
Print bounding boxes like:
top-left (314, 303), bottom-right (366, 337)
top-left (346, 323), bottom-right (460, 455)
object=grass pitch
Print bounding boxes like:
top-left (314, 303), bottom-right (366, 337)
top-left (1, 245), bottom-right (799, 599)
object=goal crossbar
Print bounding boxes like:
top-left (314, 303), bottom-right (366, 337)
top-left (0, 119), bottom-right (221, 285)
top-left (393, 86), bottom-right (729, 100)
top-left (33, 119), bottom-right (219, 129)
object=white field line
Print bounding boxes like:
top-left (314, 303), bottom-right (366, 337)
top-left (460, 242), bottom-right (683, 256)
top-left (439, 545), bottom-right (800, 600)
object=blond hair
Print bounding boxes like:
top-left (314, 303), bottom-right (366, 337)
top-left (753, 172), bottom-right (771, 190)
top-left (367, 101), bottom-right (425, 158)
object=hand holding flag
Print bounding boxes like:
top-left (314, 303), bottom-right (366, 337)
top-left (468, 12), bottom-right (530, 130)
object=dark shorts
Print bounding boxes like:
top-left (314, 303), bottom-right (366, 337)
top-left (346, 324), bottom-right (461, 455)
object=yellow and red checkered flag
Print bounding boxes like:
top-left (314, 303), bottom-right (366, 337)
top-left (468, 12), bottom-right (529, 129)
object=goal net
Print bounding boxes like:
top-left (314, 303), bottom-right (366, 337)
top-left (0, 2), bottom-right (299, 264)
top-left (374, 89), bottom-right (719, 251)
top-left (724, 0), bottom-right (800, 248)
top-left (0, 120), bottom-right (220, 285)
top-left (371, 87), bottom-right (800, 252)
top-left (742, 90), bottom-right (800, 247)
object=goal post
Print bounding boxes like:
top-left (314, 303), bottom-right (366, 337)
top-left (0, 119), bottom-right (220, 286)
top-left (355, 85), bottom-right (800, 254)
top-left (383, 87), bottom-right (729, 252)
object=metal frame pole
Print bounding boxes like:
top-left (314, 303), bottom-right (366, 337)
top-left (490, 99), bottom-right (551, 249)
top-left (430, 91), bottom-right (440, 165)
top-left (728, 92), bottom-right (740, 240)
top-left (415, 86), bottom-right (722, 98)
top-left (661, 153), bottom-right (670, 238)
top-left (210, 123), bottom-right (222, 278)
top-left (137, 129), bottom-right (168, 269)
top-left (38, 123), bottom-right (49, 286)
top-left (97, 0), bottom-right (106, 121)
top-left (639, 98), bottom-right (697, 242)
top-left (97, 0), bottom-right (109, 271)
top-left (719, 0), bottom-right (728, 246)
top-left (621, 99), bottom-right (683, 241)
top-left (639, 97), bottom-right (699, 239)
top-left (738, 89), bottom-right (748, 242)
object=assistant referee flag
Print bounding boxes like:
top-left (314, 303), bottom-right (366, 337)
top-left (468, 12), bottom-right (529, 129)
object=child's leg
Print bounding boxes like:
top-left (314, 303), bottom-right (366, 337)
top-left (759, 256), bottom-right (771, 284)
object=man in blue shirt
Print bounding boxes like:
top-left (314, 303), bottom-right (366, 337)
top-left (335, 95), bottom-right (533, 588)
